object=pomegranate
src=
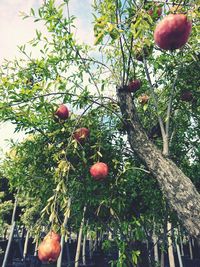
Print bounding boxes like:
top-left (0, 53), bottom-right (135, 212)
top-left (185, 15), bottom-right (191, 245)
top-left (55, 104), bottom-right (69, 119)
top-left (127, 80), bottom-right (141, 92)
top-left (38, 238), bottom-right (61, 262)
top-left (154, 14), bottom-right (192, 50)
top-left (73, 127), bottom-right (90, 142)
top-left (180, 91), bottom-right (193, 102)
top-left (90, 162), bottom-right (109, 181)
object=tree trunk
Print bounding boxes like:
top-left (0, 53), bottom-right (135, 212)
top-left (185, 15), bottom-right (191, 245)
top-left (152, 226), bottom-right (159, 265)
top-left (117, 89), bottom-right (200, 237)
top-left (75, 206), bottom-right (86, 267)
top-left (57, 198), bottom-right (71, 267)
top-left (167, 222), bottom-right (175, 267)
top-left (23, 230), bottom-right (29, 258)
top-left (82, 233), bottom-right (87, 266)
top-left (188, 237), bottom-right (193, 259)
top-left (176, 234), bottom-right (183, 267)
top-left (178, 226), bottom-right (184, 256)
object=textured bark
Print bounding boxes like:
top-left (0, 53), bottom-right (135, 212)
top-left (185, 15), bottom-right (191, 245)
top-left (117, 89), bottom-right (200, 237)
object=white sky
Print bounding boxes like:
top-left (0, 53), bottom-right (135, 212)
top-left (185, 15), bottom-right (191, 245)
top-left (0, 0), bottom-right (94, 156)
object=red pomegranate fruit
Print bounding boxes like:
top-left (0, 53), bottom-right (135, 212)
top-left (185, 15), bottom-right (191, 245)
top-left (38, 238), bottom-right (61, 262)
top-left (127, 80), bottom-right (141, 92)
top-left (90, 162), bottom-right (109, 181)
top-left (154, 14), bottom-right (192, 50)
top-left (73, 127), bottom-right (90, 142)
top-left (55, 104), bottom-right (69, 120)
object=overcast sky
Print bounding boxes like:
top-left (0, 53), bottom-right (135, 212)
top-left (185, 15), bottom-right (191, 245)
top-left (0, 0), bottom-right (93, 156)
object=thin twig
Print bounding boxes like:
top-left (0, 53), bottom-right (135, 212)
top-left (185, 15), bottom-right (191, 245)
top-left (165, 68), bottom-right (180, 138)
top-left (143, 57), bottom-right (166, 140)
top-left (124, 35), bottom-right (134, 84)
top-left (115, 0), bottom-right (126, 86)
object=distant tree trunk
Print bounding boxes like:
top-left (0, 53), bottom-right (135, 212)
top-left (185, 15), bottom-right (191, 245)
top-left (2, 194), bottom-right (18, 267)
top-left (57, 198), bottom-right (71, 267)
top-left (82, 222), bottom-right (88, 267)
top-left (34, 240), bottom-right (38, 256)
top-left (167, 222), bottom-right (175, 267)
top-left (152, 225), bottom-right (159, 265)
top-left (178, 226), bottom-right (184, 256)
top-left (75, 206), bottom-right (86, 267)
top-left (160, 217), bottom-right (167, 267)
top-left (176, 231), bottom-right (183, 267)
top-left (117, 89), bottom-right (200, 237)
top-left (188, 237), bottom-right (193, 259)
top-left (23, 230), bottom-right (29, 258)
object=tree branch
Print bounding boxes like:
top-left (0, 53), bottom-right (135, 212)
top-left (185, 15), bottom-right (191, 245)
top-left (143, 58), bottom-right (166, 141)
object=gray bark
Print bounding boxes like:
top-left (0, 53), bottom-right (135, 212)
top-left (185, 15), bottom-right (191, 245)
top-left (117, 89), bottom-right (200, 237)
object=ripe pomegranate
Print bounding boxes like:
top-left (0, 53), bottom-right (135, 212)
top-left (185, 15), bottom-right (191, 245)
top-left (138, 95), bottom-right (149, 105)
top-left (55, 104), bottom-right (69, 119)
top-left (180, 91), bottom-right (193, 102)
top-left (38, 238), bottom-right (61, 262)
top-left (90, 162), bottom-right (109, 181)
top-left (44, 231), bottom-right (61, 242)
top-left (154, 14), bottom-right (192, 50)
top-left (127, 80), bottom-right (141, 92)
top-left (73, 127), bottom-right (90, 142)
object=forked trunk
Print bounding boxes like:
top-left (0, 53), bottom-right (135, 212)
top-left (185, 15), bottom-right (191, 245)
top-left (117, 89), bottom-right (200, 237)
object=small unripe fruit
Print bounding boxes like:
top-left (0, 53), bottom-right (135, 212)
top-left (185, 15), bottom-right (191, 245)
top-left (73, 128), bottom-right (90, 142)
top-left (90, 162), bottom-right (109, 181)
top-left (148, 5), bottom-right (162, 18)
top-left (127, 80), bottom-right (141, 92)
top-left (138, 95), bottom-right (149, 105)
top-left (154, 14), bottom-right (192, 50)
top-left (55, 104), bottom-right (69, 120)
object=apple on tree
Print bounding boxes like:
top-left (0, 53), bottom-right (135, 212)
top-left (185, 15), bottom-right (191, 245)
top-left (154, 14), bottom-right (192, 50)
top-left (55, 104), bottom-right (69, 120)
top-left (127, 79), bottom-right (141, 92)
top-left (38, 238), bottom-right (61, 263)
top-left (73, 127), bottom-right (90, 143)
top-left (90, 162), bottom-right (109, 181)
